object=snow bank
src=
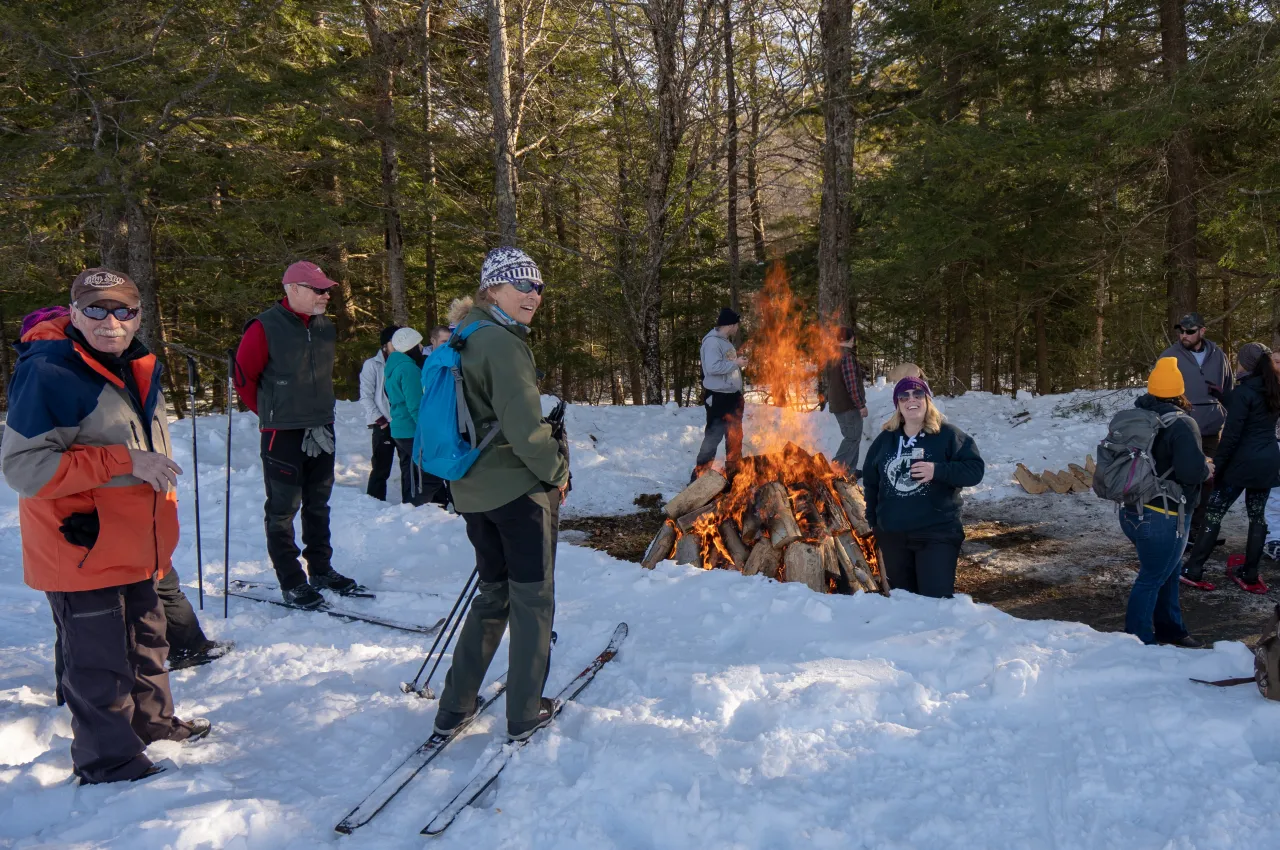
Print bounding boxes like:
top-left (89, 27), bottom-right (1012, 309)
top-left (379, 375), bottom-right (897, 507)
top-left (2, 393), bottom-right (1277, 849)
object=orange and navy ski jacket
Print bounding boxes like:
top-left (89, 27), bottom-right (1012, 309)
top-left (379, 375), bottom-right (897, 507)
top-left (1, 316), bottom-right (178, 592)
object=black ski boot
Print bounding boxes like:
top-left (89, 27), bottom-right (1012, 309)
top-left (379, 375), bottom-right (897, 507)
top-left (309, 569), bottom-right (360, 595)
top-left (507, 697), bottom-right (558, 742)
top-left (169, 640), bottom-right (235, 671)
top-left (282, 582), bottom-right (324, 610)
top-left (433, 695), bottom-right (485, 737)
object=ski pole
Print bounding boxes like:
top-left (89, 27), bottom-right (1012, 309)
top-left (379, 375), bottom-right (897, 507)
top-left (415, 580), bottom-right (478, 699)
top-left (400, 566), bottom-right (478, 697)
top-left (186, 356), bottom-right (204, 610)
top-left (223, 350), bottom-right (234, 619)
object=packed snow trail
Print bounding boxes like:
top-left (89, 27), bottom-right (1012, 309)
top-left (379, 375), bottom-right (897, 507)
top-left (0, 397), bottom-right (1278, 848)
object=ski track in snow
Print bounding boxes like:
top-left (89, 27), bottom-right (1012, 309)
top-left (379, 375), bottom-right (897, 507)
top-left (0, 390), bottom-right (1278, 848)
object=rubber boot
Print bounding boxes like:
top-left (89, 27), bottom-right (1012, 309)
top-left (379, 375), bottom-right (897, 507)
top-left (1241, 522), bottom-right (1267, 584)
top-left (1181, 525), bottom-right (1218, 582)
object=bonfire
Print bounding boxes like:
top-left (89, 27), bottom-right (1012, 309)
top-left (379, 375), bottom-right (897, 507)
top-left (641, 264), bottom-right (888, 595)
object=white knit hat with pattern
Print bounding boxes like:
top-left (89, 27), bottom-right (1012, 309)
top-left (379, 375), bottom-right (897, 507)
top-left (480, 247), bottom-right (543, 291)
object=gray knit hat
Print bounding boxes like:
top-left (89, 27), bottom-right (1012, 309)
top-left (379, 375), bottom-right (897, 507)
top-left (1238, 342), bottom-right (1272, 374)
top-left (480, 247), bottom-right (543, 291)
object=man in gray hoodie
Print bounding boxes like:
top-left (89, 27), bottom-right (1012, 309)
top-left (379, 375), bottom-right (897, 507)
top-left (1159, 311), bottom-right (1233, 539)
top-left (692, 307), bottom-right (747, 482)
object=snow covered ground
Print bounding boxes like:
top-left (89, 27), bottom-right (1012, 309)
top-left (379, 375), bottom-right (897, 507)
top-left (1, 392), bottom-right (1278, 849)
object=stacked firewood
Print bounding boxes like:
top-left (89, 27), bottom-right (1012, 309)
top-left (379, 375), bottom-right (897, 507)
top-left (641, 444), bottom-right (890, 596)
top-left (1013, 455), bottom-right (1096, 495)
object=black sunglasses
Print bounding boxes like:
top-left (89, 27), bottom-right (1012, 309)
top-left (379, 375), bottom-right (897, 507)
top-left (292, 283), bottom-right (332, 295)
top-left (896, 389), bottom-right (927, 401)
top-left (510, 279), bottom-right (545, 295)
top-left (79, 304), bottom-right (141, 321)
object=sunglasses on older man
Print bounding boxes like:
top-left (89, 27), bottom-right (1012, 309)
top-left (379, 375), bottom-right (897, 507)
top-left (79, 304), bottom-right (141, 321)
top-left (291, 283), bottom-right (332, 296)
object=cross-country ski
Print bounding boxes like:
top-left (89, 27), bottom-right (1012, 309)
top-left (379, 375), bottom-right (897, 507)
top-left (420, 623), bottom-right (628, 837)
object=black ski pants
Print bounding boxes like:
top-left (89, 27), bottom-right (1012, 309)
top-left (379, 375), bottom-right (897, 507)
top-left (261, 429), bottom-right (335, 590)
top-left (366, 423), bottom-right (400, 503)
top-left (54, 565), bottom-right (208, 705)
top-left (877, 526), bottom-right (964, 599)
top-left (440, 485), bottom-right (559, 726)
top-left (47, 578), bottom-right (180, 783)
top-left (1191, 433), bottom-right (1220, 538)
top-left (693, 391), bottom-right (744, 480)
top-left (392, 437), bottom-right (449, 507)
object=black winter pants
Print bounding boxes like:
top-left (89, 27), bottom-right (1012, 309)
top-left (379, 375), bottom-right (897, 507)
top-left (55, 567), bottom-right (208, 705)
top-left (261, 429), bottom-right (335, 590)
top-left (877, 528), bottom-right (964, 599)
top-left (47, 579), bottom-right (180, 783)
top-left (440, 485), bottom-right (559, 725)
top-left (393, 437), bottom-right (449, 507)
top-left (366, 423), bottom-right (399, 502)
top-left (1191, 433), bottom-right (1220, 537)
top-left (694, 391), bottom-right (744, 479)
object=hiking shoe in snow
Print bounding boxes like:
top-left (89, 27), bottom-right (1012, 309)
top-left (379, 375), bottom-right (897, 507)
top-left (169, 640), bottom-right (234, 671)
top-left (1160, 634), bottom-right (1206, 649)
top-left (282, 583), bottom-right (324, 610)
top-left (1265, 541), bottom-right (1280, 561)
top-left (163, 718), bottom-right (212, 743)
top-left (309, 570), bottom-right (359, 595)
top-left (507, 698), bottom-right (558, 742)
top-left (433, 696), bottom-right (485, 737)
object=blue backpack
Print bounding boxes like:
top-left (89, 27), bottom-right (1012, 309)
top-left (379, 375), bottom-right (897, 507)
top-left (411, 321), bottom-right (501, 481)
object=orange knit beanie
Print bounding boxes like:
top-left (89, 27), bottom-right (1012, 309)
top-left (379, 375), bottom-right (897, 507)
top-left (1148, 357), bottom-right (1185, 398)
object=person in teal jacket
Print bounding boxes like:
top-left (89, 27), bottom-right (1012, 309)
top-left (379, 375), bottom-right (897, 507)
top-left (384, 327), bottom-right (446, 506)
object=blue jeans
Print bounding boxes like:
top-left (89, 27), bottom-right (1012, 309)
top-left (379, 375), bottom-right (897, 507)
top-left (1120, 507), bottom-right (1190, 645)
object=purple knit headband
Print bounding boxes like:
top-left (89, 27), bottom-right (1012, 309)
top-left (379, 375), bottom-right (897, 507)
top-left (893, 376), bottom-right (932, 400)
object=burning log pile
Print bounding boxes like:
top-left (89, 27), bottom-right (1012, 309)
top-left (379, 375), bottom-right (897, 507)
top-left (642, 442), bottom-right (890, 596)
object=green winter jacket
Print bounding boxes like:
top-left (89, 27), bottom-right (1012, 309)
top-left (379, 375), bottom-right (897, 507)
top-left (383, 351), bottom-right (423, 440)
top-left (452, 305), bottom-right (568, 513)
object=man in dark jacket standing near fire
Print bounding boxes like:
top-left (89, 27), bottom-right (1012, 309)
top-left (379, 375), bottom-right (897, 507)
top-left (235, 261), bottom-right (359, 609)
top-left (1159, 312), bottom-right (1234, 540)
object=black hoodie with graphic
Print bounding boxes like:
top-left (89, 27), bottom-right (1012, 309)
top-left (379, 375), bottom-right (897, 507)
top-left (862, 422), bottom-right (985, 536)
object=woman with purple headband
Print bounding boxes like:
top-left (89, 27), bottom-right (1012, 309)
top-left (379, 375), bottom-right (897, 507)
top-left (860, 377), bottom-right (985, 598)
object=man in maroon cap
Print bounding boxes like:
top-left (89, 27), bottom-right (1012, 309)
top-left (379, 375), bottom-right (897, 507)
top-left (234, 261), bottom-right (358, 608)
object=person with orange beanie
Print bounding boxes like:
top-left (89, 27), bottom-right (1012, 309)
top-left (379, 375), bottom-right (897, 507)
top-left (1117, 357), bottom-right (1211, 646)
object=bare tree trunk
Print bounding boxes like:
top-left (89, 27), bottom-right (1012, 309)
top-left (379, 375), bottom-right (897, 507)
top-left (1012, 294), bottom-right (1023, 400)
top-left (817, 0), bottom-right (854, 327)
top-left (361, 1), bottom-right (409, 325)
top-left (745, 3), bottom-right (766, 264)
top-left (420, 0), bottom-right (440, 328)
top-left (1221, 281), bottom-right (1232, 356)
top-left (488, 0), bottom-right (518, 246)
top-left (323, 169), bottom-right (356, 335)
top-left (1035, 303), bottom-right (1049, 395)
top-left (636, 0), bottom-right (687, 404)
top-left (1158, 0), bottom-right (1198, 328)
top-left (125, 193), bottom-right (161, 351)
top-left (723, 0), bottom-right (741, 311)
top-left (950, 267), bottom-right (971, 394)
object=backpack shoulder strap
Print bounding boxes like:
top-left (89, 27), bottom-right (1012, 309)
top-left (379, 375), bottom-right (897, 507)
top-left (451, 320), bottom-right (497, 349)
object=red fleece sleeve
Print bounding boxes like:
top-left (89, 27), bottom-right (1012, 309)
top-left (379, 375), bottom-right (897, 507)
top-left (234, 320), bottom-right (268, 414)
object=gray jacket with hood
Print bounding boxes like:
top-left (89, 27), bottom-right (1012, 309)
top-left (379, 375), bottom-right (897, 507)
top-left (1158, 338), bottom-right (1233, 439)
top-left (700, 329), bottom-right (743, 394)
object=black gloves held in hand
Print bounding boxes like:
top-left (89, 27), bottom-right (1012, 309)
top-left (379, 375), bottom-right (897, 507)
top-left (60, 510), bottom-right (100, 549)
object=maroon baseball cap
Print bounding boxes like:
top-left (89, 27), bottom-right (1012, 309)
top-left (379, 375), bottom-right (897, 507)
top-left (282, 261), bottom-right (338, 290)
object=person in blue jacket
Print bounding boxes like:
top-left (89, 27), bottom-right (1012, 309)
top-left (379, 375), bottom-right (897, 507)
top-left (861, 377), bottom-right (985, 598)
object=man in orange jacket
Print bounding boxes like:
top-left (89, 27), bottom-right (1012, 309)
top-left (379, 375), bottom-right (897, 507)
top-left (1, 269), bottom-right (209, 784)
